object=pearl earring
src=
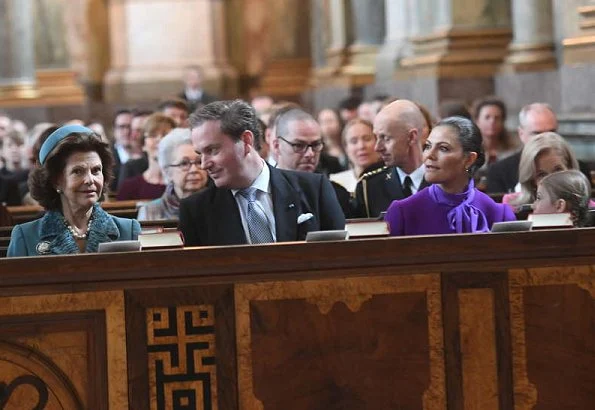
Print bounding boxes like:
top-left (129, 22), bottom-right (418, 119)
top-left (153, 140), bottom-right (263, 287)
top-left (56, 188), bottom-right (61, 194)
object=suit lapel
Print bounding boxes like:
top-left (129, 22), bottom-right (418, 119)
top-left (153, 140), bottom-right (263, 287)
top-left (212, 189), bottom-right (247, 245)
top-left (270, 167), bottom-right (299, 242)
top-left (385, 167), bottom-right (403, 199)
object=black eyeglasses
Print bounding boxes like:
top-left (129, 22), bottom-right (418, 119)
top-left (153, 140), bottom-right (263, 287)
top-left (167, 158), bottom-right (201, 171)
top-left (278, 136), bottom-right (324, 153)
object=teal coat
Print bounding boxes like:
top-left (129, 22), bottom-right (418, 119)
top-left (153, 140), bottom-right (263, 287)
top-left (7, 204), bottom-right (141, 257)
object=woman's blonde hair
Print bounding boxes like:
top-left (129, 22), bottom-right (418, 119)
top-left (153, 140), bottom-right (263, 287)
top-left (512, 132), bottom-right (579, 206)
top-left (539, 170), bottom-right (591, 227)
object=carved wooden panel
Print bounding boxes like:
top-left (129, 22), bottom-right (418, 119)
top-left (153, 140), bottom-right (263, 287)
top-left (509, 266), bottom-right (595, 410)
top-left (126, 286), bottom-right (236, 410)
top-left (441, 271), bottom-right (514, 410)
top-left (235, 273), bottom-right (445, 410)
top-left (0, 291), bottom-right (127, 409)
top-left (0, 339), bottom-right (82, 409)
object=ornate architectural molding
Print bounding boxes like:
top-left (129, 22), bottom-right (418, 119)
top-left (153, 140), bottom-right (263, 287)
top-left (401, 28), bottom-right (512, 78)
top-left (563, 6), bottom-right (595, 64)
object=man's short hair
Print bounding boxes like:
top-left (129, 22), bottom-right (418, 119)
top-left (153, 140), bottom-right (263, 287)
top-left (276, 108), bottom-right (317, 139)
top-left (518, 103), bottom-right (556, 128)
top-left (157, 98), bottom-right (190, 114)
top-left (189, 99), bottom-right (262, 151)
top-left (338, 95), bottom-right (362, 111)
top-left (113, 108), bottom-right (132, 124)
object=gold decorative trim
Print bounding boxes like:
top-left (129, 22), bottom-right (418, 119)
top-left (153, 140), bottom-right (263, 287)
top-left (509, 265), bottom-right (595, 410)
top-left (562, 36), bottom-right (595, 48)
top-left (0, 69), bottom-right (84, 107)
top-left (0, 83), bottom-right (39, 99)
top-left (235, 274), bottom-right (446, 410)
top-left (0, 291), bottom-right (128, 409)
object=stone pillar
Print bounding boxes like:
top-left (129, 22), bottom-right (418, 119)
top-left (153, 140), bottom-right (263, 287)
top-left (375, 0), bottom-right (411, 84)
top-left (104, 0), bottom-right (237, 103)
top-left (557, 2), bottom-right (595, 143)
top-left (400, 0), bottom-right (512, 113)
top-left (0, 0), bottom-right (39, 102)
top-left (324, 0), bottom-right (352, 78)
top-left (341, 0), bottom-right (386, 86)
top-left (502, 0), bottom-right (556, 72)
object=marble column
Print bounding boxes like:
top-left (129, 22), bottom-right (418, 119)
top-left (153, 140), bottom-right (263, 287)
top-left (400, 0), bottom-right (512, 112)
top-left (502, 0), bottom-right (556, 71)
top-left (323, 0), bottom-right (352, 77)
top-left (342, 0), bottom-right (385, 84)
top-left (375, 0), bottom-right (411, 84)
top-left (0, 0), bottom-right (38, 100)
top-left (104, 0), bottom-right (237, 103)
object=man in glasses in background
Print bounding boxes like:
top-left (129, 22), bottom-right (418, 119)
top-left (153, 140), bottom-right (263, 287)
top-left (179, 99), bottom-right (345, 246)
top-left (274, 108), bottom-right (351, 216)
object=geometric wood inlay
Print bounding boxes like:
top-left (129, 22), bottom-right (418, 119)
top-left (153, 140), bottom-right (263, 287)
top-left (235, 274), bottom-right (445, 410)
top-left (147, 305), bottom-right (217, 410)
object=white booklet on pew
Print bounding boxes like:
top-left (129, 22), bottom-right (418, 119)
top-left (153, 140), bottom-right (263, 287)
top-left (138, 229), bottom-right (185, 250)
top-left (527, 212), bottom-right (573, 229)
top-left (345, 219), bottom-right (390, 238)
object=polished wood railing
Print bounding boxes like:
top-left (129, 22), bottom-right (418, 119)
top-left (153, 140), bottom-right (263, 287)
top-left (0, 229), bottom-right (593, 409)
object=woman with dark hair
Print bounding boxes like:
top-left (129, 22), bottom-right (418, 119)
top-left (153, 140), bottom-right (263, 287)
top-left (472, 97), bottom-right (519, 163)
top-left (385, 116), bottom-right (516, 236)
top-left (7, 124), bottom-right (141, 256)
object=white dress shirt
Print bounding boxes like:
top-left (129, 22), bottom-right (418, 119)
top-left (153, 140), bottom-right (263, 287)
top-left (396, 165), bottom-right (426, 194)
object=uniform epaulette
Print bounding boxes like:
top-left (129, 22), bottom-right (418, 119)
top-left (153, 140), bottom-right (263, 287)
top-left (358, 166), bottom-right (388, 182)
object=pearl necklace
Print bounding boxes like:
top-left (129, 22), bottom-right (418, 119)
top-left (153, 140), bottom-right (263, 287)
top-left (64, 217), bottom-right (92, 239)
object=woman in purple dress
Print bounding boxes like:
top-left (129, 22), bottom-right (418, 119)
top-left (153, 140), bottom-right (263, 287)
top-left (385, 116), bottom-right (516, 236)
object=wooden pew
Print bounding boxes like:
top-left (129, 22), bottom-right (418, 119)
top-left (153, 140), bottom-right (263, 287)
top-left (0, 230), bottom-right (593, 409)
top-left (0, 200), bottom-right (145, 226)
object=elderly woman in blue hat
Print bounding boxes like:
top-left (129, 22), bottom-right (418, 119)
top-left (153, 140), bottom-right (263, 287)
top-left (7, 125), bottom-right (141, 257)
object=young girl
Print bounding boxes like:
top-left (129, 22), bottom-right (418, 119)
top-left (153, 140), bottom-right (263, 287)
top-left (532, 170), bottom-right (592, 227)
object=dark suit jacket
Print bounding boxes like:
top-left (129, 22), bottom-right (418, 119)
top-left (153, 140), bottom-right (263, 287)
top-left (118, 154), bottom-right (149, 188)
top-left (486, 152), bottom-right (521, 194)
top-left (178, 90), bottom-right (218, 113)
top-left (487, 151), bottom-right (592, 194)
top-left (353, 167), bottom-right (430, 218)
top-left (110, 145), bottom-right (123, 194)
top-left (178, 166), bottom-right (345, 246)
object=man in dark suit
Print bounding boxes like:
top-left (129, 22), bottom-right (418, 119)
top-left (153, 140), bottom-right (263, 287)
top-left (272, 107), bottom-right (352, 218)
top-left (487, 103), bottom-right (558, 194)
top-left (353, 99), bottom-right (429, 218)
top-left (179, 100), bottom-right (345, 246)
top-left (109, 109), bottom-right (133, 192)
top-left (178, 65), bottom-right (218, 113)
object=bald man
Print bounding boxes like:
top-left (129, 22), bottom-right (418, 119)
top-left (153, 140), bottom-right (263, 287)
top-left (353, 99), bottom-right (429, 218)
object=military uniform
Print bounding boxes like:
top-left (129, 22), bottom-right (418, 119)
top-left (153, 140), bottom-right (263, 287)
top-left (353, 165), bottom-right (429, 218)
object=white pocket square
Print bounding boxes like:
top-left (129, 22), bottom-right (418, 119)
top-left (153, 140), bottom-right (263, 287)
top-left (297, 213), bottom-right (314, 224)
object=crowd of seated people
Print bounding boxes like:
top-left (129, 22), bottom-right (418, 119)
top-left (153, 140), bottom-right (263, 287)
top-left (1, 85), bottom-right (594, 257)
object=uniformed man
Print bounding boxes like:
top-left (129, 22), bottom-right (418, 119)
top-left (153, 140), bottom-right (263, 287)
top-left (353, 99), bottom-right (428, 218)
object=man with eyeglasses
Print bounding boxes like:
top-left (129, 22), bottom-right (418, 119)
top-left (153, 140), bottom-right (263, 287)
top-left (179, 100), bottom-right (345, 246)
top-left (110, 108), bottom-right (133, 192)
top-left (274, 108), bottom-right (352, 216)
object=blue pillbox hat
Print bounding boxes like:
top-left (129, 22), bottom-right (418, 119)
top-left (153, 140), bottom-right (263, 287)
top-left (39, 125), bottom-right (95, 165)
